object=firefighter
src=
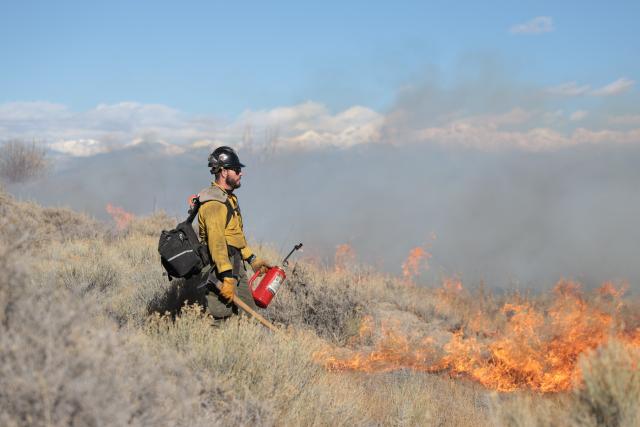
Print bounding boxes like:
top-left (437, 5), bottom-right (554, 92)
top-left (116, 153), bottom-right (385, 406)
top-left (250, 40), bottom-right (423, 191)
top-left (196, 146), bottom-right (271, 320)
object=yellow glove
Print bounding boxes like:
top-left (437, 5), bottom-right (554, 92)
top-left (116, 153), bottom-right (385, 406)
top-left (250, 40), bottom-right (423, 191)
top-left (219, 277), bottom-right (237, 302)
top-left (250, 257), bottom-right (271, 275)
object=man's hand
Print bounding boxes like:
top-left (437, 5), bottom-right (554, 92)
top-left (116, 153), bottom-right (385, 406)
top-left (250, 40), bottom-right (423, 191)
top-left (250, 257), bottom-right (271, 275)
top-left (219, 277), bottom-right (237, 302)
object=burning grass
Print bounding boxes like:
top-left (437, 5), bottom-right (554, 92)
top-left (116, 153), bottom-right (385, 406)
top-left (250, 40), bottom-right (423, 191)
top-left (316, 279), bottom-right (640, 393)
top-left (1, 186), bottom-right (639, 426)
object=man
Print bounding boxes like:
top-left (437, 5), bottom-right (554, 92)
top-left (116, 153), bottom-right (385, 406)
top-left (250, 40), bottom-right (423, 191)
top-left (196, 146), bottom-right (271, 320)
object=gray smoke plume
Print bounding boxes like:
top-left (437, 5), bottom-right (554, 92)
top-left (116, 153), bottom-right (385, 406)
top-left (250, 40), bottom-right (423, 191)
top-left (7, 140), bottom-right (640, 290)
top-left (5, 56), bottom-right (639, 289)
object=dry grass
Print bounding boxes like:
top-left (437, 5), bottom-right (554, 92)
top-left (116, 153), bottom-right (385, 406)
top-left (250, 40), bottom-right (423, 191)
top-left (0, 189), bottom-right (102, 246)
top-left (145, 308), bottom-right (371, 425)
top-left (144, 306), bottom-right (491, 426)
top-left (1, 185), bottom-right (639, 426)
top-left (263, 263), bottom-right (369, 344)
top-left (573, 340), bottom-right (640, 426)
top-left (0, 244), bottom-right (265, 426)
top-left (490, 341), bottom-right (640, 427)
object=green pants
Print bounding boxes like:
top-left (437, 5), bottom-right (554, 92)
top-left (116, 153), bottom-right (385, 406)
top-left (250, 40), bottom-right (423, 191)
top-left (199, 252), bottom-right (259, 319)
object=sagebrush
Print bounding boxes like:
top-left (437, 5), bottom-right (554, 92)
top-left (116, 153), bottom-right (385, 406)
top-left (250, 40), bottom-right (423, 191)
top-left (1, 187), bottom-right (638, 426)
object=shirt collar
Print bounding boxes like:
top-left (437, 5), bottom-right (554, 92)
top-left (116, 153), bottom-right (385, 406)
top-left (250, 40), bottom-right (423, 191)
top-left (212, 181), bottom-right (235, 197)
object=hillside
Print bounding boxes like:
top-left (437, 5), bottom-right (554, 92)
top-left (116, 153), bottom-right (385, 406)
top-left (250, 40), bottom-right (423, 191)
top-left (1, 187), bottom-right (639, 426)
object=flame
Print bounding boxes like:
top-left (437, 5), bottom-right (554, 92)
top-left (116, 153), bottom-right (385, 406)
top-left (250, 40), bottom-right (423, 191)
top-left (105, 203), bottom-right (135, 231)
top-left (315, 279), bottom-right (640, 393)
top-left (334, 244), bottom-right (356, 273)
top-left (598, 280), bottom-right (627, 299)
top-left (440, 276), bottom-right (463, 294)
top-left (401, 247), bottom-right (431, 283)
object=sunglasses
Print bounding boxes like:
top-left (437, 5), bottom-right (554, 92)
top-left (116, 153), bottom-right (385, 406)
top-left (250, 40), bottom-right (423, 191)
top-left (227, 167), bottom-right (242, 174)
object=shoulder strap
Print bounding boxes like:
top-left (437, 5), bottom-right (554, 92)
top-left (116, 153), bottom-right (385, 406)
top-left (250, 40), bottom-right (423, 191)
top-left (198, 186), bottom-right (227, 204)
top-left (223, 199), bottom-right (234, 227)
top-left (185, 199), bottom-right (201, 224)
top-left (186, 186), bottom-right (234, 227)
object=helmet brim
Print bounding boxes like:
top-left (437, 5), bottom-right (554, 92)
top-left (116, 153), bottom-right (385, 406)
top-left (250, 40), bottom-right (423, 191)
top-left (226, 161), bottom-right (245, 169)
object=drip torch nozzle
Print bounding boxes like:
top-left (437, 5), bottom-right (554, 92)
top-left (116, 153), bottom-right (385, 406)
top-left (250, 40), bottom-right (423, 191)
top-left (282, 243), bottom-right (303, 267)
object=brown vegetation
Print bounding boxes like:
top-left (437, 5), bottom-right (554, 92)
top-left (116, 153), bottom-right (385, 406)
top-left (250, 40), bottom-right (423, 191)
top-left (1, 186), bottom-right (639, 426)
top-left (0, 139), bottom-right (49, 183)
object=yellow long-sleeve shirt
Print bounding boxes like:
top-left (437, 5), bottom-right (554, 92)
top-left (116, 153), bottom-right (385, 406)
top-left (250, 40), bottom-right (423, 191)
top-left (198, 183), bottom-right (254, 274)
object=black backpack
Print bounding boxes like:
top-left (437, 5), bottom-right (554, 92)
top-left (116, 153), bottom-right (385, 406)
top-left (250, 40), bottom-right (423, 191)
top-left (158, 196), bottom-right (234, 281)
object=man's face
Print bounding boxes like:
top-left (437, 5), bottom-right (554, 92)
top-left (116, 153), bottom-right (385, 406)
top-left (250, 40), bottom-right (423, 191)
top-left (224, 167), bottom-right (242, 190)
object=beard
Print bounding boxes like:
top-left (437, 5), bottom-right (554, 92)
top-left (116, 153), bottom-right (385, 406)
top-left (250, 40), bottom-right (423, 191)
top-left (225, 175), bottom-right (241, 190)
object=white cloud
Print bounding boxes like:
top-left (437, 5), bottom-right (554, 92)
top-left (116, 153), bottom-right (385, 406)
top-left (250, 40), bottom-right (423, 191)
top-left (0, 101), bottom-right (384, 155)
top-left (460, 108), bottom-right (535, 128)
top-left (2, 100), bottom-right (640, 156)
top-left (546, 81), bottom-right (591, 96)
top-left (571, 127), bottom-right (640, 145)
top-left (414, 121), bottom-right (640, 151)
top-left (570, 110), bottom-right (588, 121)
top-left (591, 77), bottom-right (635, 96)
top-left (0, 101), bottom-right (215, 156)
top-left (510, 16), bottom-right (554, 34)
top-left (416, 123), bottom-right (565, 151)
top-left (223, 102), bottom-right (384, 149)
top-left (394, 107), bottom-right (639, 151)
top-left (608, 114), bottom-right (640, 126)
top-left (49, 139), bottom-right (110, 157)
top-left (546, 78), bottom-right (635, 97)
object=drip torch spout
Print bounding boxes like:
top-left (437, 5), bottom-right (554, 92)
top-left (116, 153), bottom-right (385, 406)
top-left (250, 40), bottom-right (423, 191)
top-left (282, 243), bottom-right (303, 267)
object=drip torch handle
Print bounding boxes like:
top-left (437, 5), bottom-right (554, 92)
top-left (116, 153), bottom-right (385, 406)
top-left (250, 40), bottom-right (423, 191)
top-left (282, 243), bottom-right (303, 267)
top-left (231, 294), bottom-right (278, 332)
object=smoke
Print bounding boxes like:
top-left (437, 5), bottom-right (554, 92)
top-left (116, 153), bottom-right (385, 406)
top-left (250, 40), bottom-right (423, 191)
top-left (247, 143), bottom-right (640, 289)
top-left (4, 60), bottom-right (639, 289)
top-left (7, 140), bottom-right (640, 290)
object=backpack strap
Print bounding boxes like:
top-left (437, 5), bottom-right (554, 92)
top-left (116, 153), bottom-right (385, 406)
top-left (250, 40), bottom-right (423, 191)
top-left (223, 199), bottom-right (234, 227)
top-left (189, 186), bottom-right (235, 227)
top-left (185, 199), bottom-right (201, 224)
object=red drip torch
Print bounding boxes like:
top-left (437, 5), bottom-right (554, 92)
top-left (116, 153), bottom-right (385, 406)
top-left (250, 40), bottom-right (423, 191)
top-left (250, 243), bottom-right (303, 308)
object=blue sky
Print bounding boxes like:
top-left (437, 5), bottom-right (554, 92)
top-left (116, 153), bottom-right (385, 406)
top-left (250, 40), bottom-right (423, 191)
top-left (1, 1), bottom-right (639, 157)
top-left (2, 0), bottom-right (638, 114)
top-left (3, 1), bottom-right (640, 284)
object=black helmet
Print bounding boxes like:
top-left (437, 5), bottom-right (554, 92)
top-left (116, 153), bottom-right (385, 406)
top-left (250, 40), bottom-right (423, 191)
top-left (208, 146), bottom-right (245, 174)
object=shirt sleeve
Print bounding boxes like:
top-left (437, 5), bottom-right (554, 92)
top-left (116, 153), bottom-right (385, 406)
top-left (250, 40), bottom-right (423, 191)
top-left (199, 202), bottom-right (233, 274)
top-left (240, 246), bottom-right (254, 260)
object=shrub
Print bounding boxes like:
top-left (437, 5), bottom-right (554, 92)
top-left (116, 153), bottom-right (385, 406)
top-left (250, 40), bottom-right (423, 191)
top-left (264, 264), bottom-right (365, 344)
top-left (0, 139), bottom-right (49, 183)
top-left (126, 211), bottom-right (176, 237)
top-left (489, 340), bottom-right (640, 427)
top-left (0, 241), bottom-right (267, 427)
top-left (42, 206), bottom-right (104, 241)
top-left (145, 306), bottom-right (372, 425)
top-left (357, 371), bottom-right (490, 426)
top-left (573, 340), bottom-right (640, 427)
top-left (7, 186), bottom-right (640, 427)
top-left (0, 187), bottom-right (102, 246)
top-left (40, 236), bottom-right (187, 327)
